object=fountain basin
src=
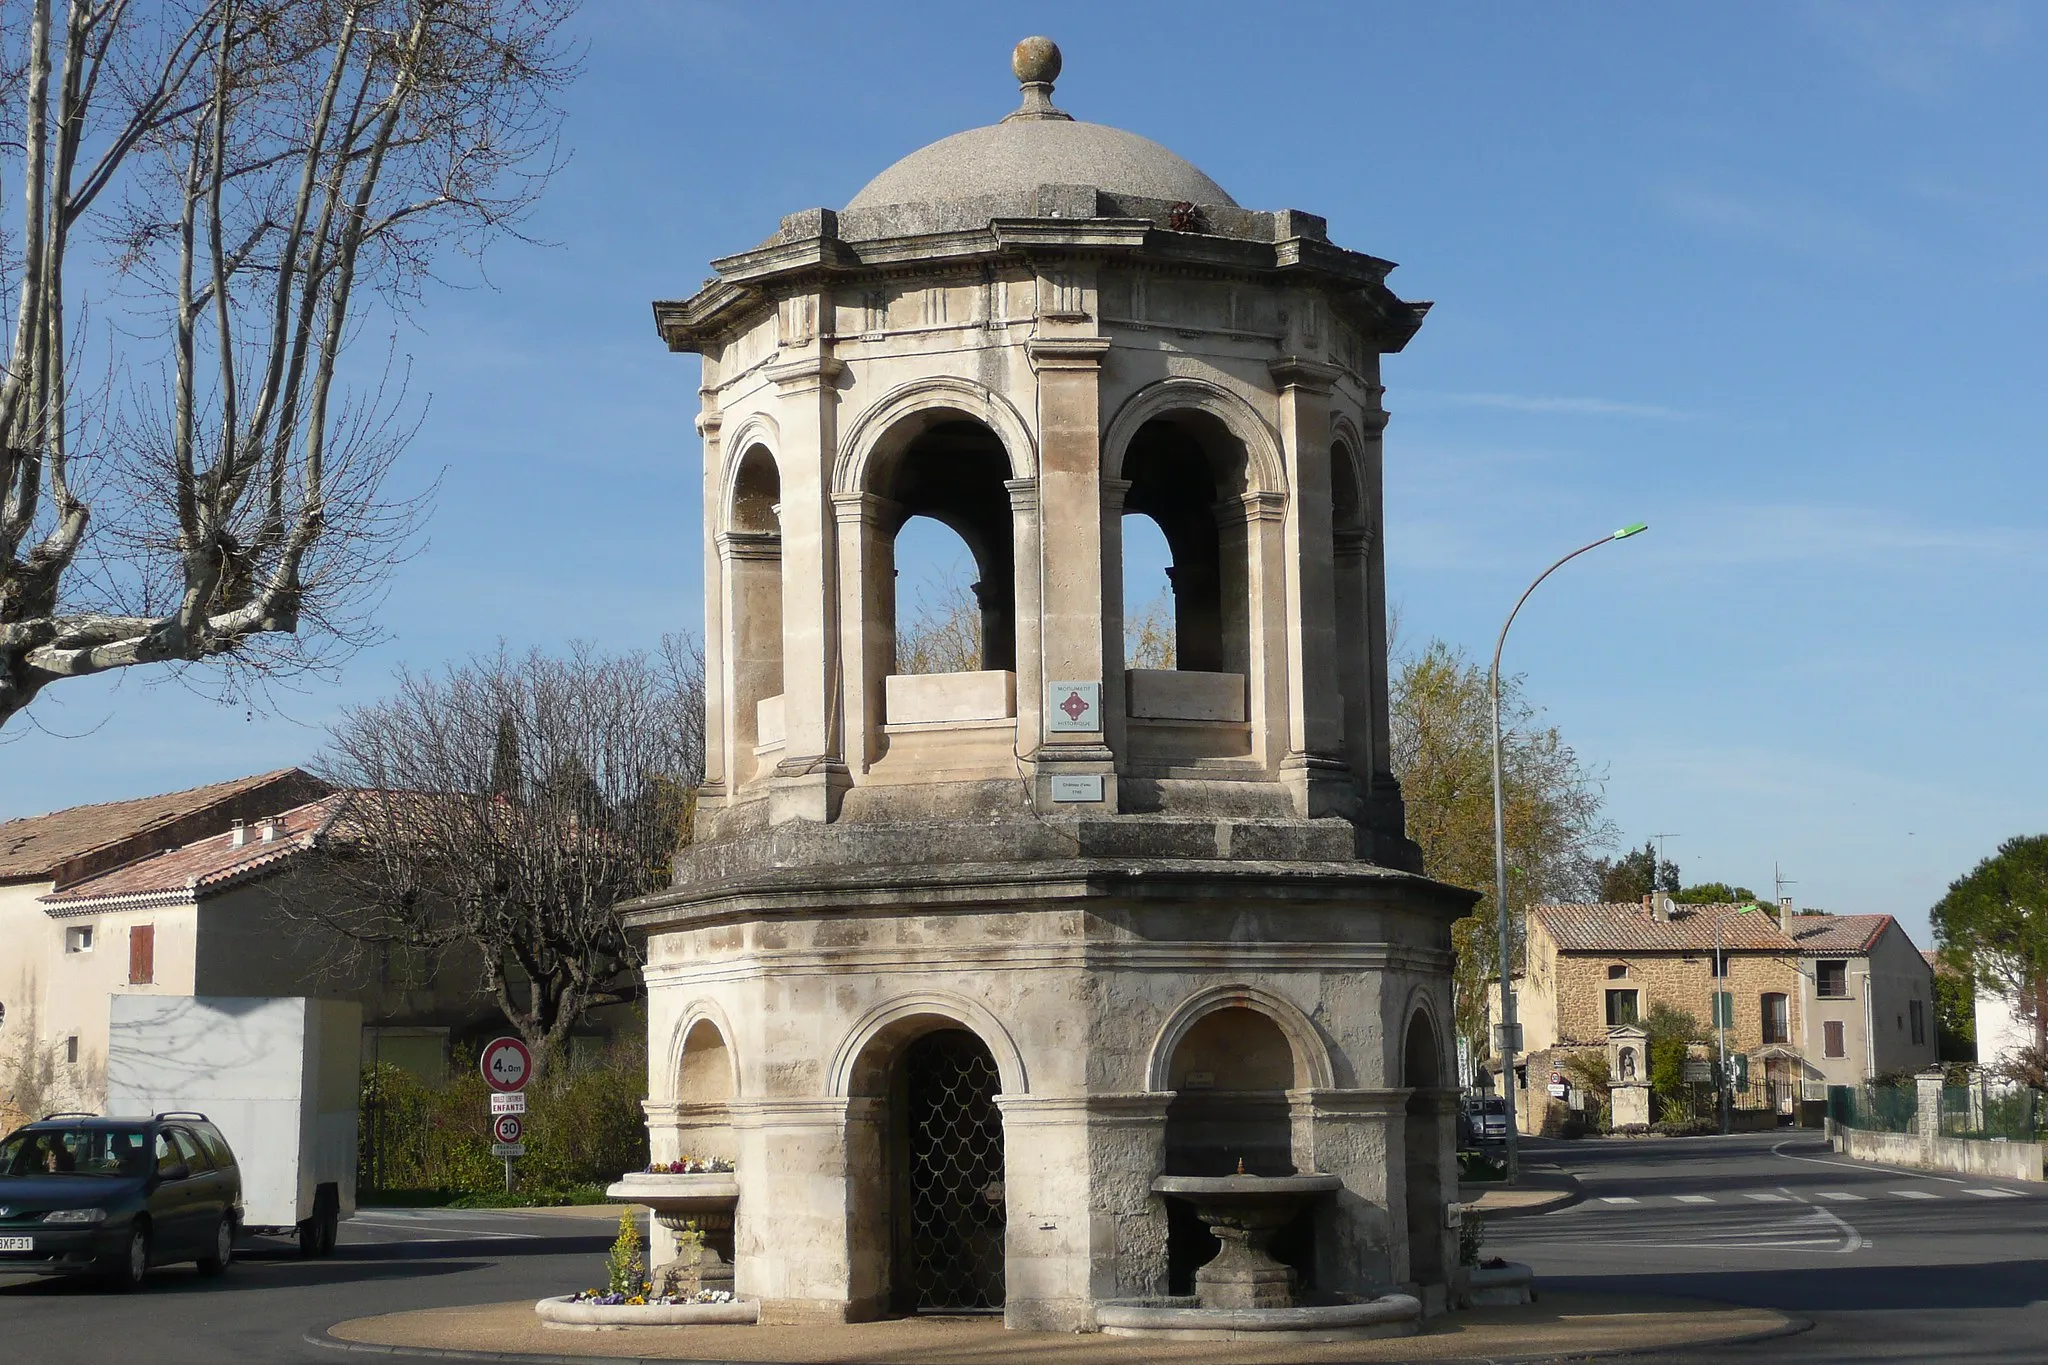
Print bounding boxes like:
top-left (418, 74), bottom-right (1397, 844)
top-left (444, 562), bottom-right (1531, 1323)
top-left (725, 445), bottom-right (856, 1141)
top-left (1152, 1173), bottom-right (1340, 1311)
top-left (534, 1294), bottom-right (758, 1330)
top-left (605, 1173), bottom-right (740, 1300)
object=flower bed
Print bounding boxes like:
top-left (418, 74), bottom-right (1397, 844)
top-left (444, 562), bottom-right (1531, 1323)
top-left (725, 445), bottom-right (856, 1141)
top-left (565, 1287), bottom-right (736, 1307)
top-left (646, 1156), bottom-right (733, 1174)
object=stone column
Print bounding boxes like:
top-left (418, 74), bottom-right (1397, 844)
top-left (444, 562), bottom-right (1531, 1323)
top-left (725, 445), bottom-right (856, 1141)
top-left (1240, 491), bottom-right (1289, 773)
top-left (729, 1096), bottom-right (883, 1324)
top-left (831, 492), bottom-right (898, 771)
top-left (1268, 356), bottom-right (1352, 818)
top-left (1098, 478), bottom-right (1133, 763)
top-left (996, 1093), bottom-right (1171, 1331)
top-left (1289, 1088), bottom-right (1403, 1296)
top-left (765, 337), bottom-right (847, 824)
top-left (719, 529), bottom-right (783, 791)
top-left (1359, 403), bottom-right (1408, 847)
top-left (1026, 331), bottom-right (1115, 811)
top-left (1915, 1067), bottom-right (1944, 1145)
top-left (1007, 478), bottom-right (1044, 754)
top-left (697, 403), bottom-right (729, 805)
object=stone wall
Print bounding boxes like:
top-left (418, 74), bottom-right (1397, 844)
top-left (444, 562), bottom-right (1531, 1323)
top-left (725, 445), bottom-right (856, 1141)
top-left (1829, 1123), bottom-right (2044, 1183)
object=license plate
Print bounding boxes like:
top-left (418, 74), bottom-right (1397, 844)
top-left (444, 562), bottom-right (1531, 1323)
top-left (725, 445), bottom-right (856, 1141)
top-left (0, 1237), bottom-right (31, 1252)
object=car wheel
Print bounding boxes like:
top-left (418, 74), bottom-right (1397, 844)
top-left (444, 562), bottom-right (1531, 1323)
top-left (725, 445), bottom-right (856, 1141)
top-left (197, 1217), bottom-right (233, 1276)
top-left (110, 1225), bottom-right (149, 1291)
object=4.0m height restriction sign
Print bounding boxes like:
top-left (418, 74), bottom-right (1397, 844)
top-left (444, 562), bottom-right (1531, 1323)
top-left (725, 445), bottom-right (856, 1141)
top-left (480, 1036), bottom-right (533, 1093)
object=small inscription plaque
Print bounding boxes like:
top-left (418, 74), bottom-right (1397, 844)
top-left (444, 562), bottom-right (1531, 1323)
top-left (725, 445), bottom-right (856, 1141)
top-left (1047, 681), bottom-right (1101, 732)
top-left (1050, 774), bottom-right (1104, 803)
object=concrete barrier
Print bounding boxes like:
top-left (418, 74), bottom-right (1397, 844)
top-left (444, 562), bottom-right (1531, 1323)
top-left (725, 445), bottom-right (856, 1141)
top-left (1828, 1123), bottom-right (2045, 1182)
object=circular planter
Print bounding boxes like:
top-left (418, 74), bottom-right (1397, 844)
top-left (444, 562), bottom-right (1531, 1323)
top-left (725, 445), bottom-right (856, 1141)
top-left (533, 1295), bottom-right (759, 1330)
top-left (1467, 1260), bottom-right (1535, 1307)
top-left (1097, 1293), bottom-right (1421, 1342)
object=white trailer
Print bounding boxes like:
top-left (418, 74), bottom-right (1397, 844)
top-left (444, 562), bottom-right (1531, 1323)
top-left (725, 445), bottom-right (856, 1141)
top-left (106, 996), bottom-right (360, 1254)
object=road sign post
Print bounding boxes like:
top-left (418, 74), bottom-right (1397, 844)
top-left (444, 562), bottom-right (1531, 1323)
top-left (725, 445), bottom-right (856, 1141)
top-left (480, 1036), bottom-right (533, 1092)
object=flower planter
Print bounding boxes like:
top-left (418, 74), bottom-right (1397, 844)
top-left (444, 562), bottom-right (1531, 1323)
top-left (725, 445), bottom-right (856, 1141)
top-left (606, 1172), bottom-right (741, 1300)
top-left (1467, 1260), bottom-right (1535, 1307)
top-left (534, 1294), bottom-right (758, 1330)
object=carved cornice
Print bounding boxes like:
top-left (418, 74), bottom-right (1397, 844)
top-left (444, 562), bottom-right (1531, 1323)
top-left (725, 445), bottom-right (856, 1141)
top-left (1004, 477), bottom-right (1040, 513)
top-left (829, 491), bottom-right (901, 527)
top-left (1099, 476), bottom-right (1133, 513)
top-left (1268, 355), bottom-right (1344, 392)
top-left (766, 353), bottom-right (845, 392)
top-left (1026, 335), bottom-right (1112, 372)
top-left (716, 529), bottom-right (781, 563)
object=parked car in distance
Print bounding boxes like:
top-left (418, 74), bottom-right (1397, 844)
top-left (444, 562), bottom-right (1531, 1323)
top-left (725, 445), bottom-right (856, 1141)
top-left (1465, 1093), bottom-right (1509, 1145)
top-left (0, 1112), bottom-right (243, 1288)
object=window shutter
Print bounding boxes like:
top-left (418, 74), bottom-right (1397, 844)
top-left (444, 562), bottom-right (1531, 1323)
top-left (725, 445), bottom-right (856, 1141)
top-left (129, 924), bottom-right (155, 985)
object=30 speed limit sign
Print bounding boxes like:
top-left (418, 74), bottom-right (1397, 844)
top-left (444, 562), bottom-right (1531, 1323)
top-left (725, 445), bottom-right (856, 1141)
top-left (493, 1113), bottom-right (524, 1145)
top-left (480, 1036), bottom-right (533, 1093)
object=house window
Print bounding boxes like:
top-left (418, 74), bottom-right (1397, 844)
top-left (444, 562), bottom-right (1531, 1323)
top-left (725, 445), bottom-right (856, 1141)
top-left (1711, 948), bottom-right (1731, 978)
top-left (64, 924), bottom-right (94, 953)
top-left (1910, 1000), bottom-right (1926, 1045)
top-left (65, 1035), bottom-right (79, 1064)
top-left (1761, 993), bottom-right (1790, 1045)
top-left (1605, 989), bottom-right (1639, 1027)
top-left (128, 924), bottom-right (155, 986)
top-left (1823, 1020), bottom-right (1846, 1059)
top-left (1607, 964), bottom-right (1629, 980)
top-left (1816, 960), bottom-right (1848, 998)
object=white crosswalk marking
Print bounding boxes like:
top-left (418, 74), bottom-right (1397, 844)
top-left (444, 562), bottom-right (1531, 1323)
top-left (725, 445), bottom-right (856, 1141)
top-left (1743, 1192), bottom-right (1791, 1202)
top-left (1600, 1196), bottom-right (1640, 1204)
top-left (1814, 1192), bottom-right (1865, 1202)
top-left (1964, 1188), bottom-right (2020, 1198)
top-left (1673, 1194), bottom-right (1715, 1204)
top-left (1891, 1190), bottom-right (1939, 1200)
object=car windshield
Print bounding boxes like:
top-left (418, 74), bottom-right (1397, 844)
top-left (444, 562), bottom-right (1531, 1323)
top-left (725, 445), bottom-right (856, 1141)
top-left (0, 1126), bottom-right (151, 1177)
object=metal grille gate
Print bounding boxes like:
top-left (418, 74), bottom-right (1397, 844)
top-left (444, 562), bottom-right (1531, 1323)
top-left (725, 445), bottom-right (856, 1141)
top-left (903, 1030), bottom-right (1005, 1312)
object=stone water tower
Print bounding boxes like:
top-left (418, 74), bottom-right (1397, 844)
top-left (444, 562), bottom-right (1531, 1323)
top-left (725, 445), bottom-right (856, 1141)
top-left (626, 38), bottom-right (1475, 1331)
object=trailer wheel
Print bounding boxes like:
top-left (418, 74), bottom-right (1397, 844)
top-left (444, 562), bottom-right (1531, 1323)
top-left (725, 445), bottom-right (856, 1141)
top-left (296, 1214), bottom-right (320, 1258)
top-left (316, 1198), bottom-right (339, 1256)
top-left (301, 1184), bottom-right (340, 1257)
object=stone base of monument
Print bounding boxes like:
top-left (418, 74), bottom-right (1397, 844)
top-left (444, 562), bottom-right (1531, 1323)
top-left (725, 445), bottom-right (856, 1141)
top-left (533, 1295), bottom-right (759, 1330)
top-left (1096, 1294), bottom-right (1422, 1342)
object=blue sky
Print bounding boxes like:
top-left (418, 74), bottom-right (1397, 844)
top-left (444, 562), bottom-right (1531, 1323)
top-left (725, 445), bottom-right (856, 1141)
top-left (6, 3), bottom-right (2043, 947)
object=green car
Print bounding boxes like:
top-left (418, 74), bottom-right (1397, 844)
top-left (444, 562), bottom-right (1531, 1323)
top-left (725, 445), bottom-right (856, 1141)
top-left (0, 1113), bottom-right (242, 1288)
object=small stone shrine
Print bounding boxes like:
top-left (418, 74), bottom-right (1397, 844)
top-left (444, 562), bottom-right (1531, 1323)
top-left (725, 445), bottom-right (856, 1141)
top-left (1607, 1025), bottom-right (1651, 1130)
top-left (625, 37), bottom-right (1475, 1332)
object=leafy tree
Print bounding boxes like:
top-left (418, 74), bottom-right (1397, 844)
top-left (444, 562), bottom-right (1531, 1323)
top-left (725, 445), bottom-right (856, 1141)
top-left (1931, 954), bottom-right (1976, 1065)
top-left (1, 0), bottom-right (579, 727)
top-left (1644, 1002), bottom-right (1706, 1118)
top-left (1932, 835), bottom-right (2048, 1082)
top-left (1391, 639), bottom-right (1612, 1049)
top-left (1591, 841), bottom-right (1681, 902)
top-left (1125, 589), bottom-right (1176, 669)
top-left (1674, 882), bottom-right (1761, 905)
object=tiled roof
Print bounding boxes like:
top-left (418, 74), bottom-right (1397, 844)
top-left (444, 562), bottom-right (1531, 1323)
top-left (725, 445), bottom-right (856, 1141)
top-left (38, 794), bottom-right (351, 907)
top-left (1534, 902), bottom-right (1898, 957)
top-left (0, 769), bottom-right (332, 884)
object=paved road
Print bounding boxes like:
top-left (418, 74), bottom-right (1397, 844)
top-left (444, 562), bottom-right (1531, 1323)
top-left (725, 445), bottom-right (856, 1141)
top-left (0, 1205), bottom-right (622, 1365)
top-left (1491, 1132), bottom-right (2048, 1362)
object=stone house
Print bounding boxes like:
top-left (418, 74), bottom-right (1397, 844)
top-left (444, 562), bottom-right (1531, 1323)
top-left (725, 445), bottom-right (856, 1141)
top-left (0, 771), bottom-right (514, 1125)
top-left (1491, 891), bottom-right (1936, 1125)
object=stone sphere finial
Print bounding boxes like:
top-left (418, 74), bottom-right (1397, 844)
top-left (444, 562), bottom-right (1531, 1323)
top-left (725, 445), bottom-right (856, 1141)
top-left (1006, 37), bottom-right (1072, 122)
top-left (1013, 36), bottom-right (1061, 87)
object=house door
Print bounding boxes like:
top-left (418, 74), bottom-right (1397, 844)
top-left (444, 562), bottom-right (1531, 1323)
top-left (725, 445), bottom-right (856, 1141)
top-left (897, 1029), bottom-right (1005, 1312)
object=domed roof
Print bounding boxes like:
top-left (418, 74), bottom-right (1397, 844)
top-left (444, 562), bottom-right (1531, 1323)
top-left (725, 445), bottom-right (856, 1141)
top-left (845, 38), bottom-right (1237, 213)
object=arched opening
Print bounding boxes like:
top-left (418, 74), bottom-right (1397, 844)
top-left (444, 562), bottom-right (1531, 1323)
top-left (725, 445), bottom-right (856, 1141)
top-left (865, 416), bottom-right (1018, 733)
top-left (892, 516), bottom-right (983, 675)
top-left (1161, 1006), bottom-right (1309, 1294)
top-left (1119, 412), bottom-right (1252, 743)
top-left (844, 1014), bottom-right (1008, 1316)
top-left (1330, 443), bottom-right (1374, 785)
top-left (726, 445), bottom-right (783, 786)
top-left (678, 1018), bottom-right (735, 1104)
top-left (1122, 512), bottom-right (1175, 668)
top-left (1402, 1008), bottom-right (1447, 1286)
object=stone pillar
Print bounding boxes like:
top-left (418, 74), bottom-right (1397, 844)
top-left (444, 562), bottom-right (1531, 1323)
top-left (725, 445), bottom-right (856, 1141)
top-left (1288, 1089), bottom-right (1402, 1296)
top-left (1240, 491), bottom-right (1290, 773)
top-left (831, 492), bottom-right (898, 770)
top-left (765, 338), bottom-right (847, 824)
top-left (730, 1096), bottom-right (882, 1324)
top-left (1268, 356), bottom-right (1352, 818)
top-left (697, 402), bottom-right (729, 805)
top-left (1026, 330), bottom-right (1115, 811)
top-left (1098, 478), bottom-right (1132, 763)
top-left (1007, 477), bottom-right (1044, 754)
top-left (996, 1093), bottom-right (1170, 1331)
top-left (1915, 1067), bottom-right (1944, 1144)
top-left (719, 529), bottom-right (783, 790)
top-left (1359, 403), bottom-right (1407, 846)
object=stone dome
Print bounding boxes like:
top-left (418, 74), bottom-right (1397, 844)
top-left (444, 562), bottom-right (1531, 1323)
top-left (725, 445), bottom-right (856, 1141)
top-left (845, 38), bottom-right (1237, 212)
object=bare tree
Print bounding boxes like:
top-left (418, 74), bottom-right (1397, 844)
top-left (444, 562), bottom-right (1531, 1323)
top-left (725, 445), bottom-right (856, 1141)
top-left (1, 0), bottom-right (579, 727)
top-left (893, 573), bottom-right (981, 675)
top-left (304, 637), bottom-right (702, 1070)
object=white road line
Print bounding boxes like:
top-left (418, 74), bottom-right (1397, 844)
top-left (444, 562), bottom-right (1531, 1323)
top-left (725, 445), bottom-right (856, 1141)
top-left (1814, 1192), bottom-right (1865, 1202)
top-left (1964, 1188), bottom-right (2021, 1198)
top-left (1769, 1138), bottom-right (1968, 1184)
top-left (1890, 1190), bottom-right (1940, 1200)
top-left (1743, 1191), bottom-right (1792, 1202)
top-left (350, 1220), bottom-right (536, 1239)
top-left (1599, 1196), bottom-right (1640, 1204)
top-left (1673, 1194), bottom-right (1715, 1204)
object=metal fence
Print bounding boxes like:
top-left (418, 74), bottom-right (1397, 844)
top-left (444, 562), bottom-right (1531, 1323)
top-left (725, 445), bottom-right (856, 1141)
top-left (1827, 1079), bottom-right (2045, 1142)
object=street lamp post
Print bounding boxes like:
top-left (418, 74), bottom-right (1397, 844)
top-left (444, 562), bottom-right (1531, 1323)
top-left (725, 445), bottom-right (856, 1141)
top-left (1490, 523), bottom-right (1647, 1184)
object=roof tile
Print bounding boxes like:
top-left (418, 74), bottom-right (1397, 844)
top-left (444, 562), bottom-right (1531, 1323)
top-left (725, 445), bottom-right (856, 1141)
top-left (1533, 901), bottom-right (1895, 956)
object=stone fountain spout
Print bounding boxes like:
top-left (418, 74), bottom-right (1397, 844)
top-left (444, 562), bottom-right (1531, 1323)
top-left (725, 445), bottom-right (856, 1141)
top-left (1151, 1172), bottom-right (1342, 1310)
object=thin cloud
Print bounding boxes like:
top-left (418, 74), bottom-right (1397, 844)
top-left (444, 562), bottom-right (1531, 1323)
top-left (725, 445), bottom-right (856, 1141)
top-left (1405, 390), bottom-right (1697, 421)
top-left (1656, 183), bottom-right (1904, 267)
top-left (1803, 0), bottom-right (2027, 96)
top-left (1668, 503), bottom-right (2039, 567)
